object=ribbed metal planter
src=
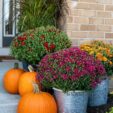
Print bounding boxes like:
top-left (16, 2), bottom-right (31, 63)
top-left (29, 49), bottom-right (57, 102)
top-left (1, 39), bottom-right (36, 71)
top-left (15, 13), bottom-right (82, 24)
top-left (88, 78), bottom-right (109, 106)
top-left (53, 88), bottom-right (88, 113)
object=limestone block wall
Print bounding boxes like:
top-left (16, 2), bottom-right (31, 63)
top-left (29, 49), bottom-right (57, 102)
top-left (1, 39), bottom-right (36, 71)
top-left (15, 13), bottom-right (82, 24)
top-left (65, 0), bottom-right (113, 46)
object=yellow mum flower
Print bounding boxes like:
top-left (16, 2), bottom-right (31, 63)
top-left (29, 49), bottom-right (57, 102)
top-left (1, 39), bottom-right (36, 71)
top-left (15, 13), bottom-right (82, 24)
top-left (96, 53), bottom-right (103, 57)
top-left (98, 47), bottom-right (104, 50)
top-left (109, 54), bottom-right (113, 57)
top-left (109, 61), bottom-right (113, 65)
top-left (96, 53), bottom-right (103, 61)
top-left (89, 51), bottom-right (94, 55)
top-left (102, 57), bottom-right (108, 62)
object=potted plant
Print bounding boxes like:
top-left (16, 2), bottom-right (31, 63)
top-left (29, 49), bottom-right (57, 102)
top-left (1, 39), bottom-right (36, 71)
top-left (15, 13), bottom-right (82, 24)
top-left (10, 26), bottom-right (71, 70)
top-left (16, 0), bottom-right (68, 32)
top-left (80, 40), bottom-right (113, 106)
top-left (37, 47), bottom-right (106, 113)
top-left (80, 40), bottom-right (113, 76)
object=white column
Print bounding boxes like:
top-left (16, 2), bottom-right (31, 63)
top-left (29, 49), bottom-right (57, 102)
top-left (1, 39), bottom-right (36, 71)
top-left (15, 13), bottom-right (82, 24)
top-left (0, 0), bottom-right (3, 48)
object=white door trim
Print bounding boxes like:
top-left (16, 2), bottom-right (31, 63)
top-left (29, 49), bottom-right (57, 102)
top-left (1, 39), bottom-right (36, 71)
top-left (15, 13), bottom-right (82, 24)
top-left (0, 0), bottom-right (3, 48)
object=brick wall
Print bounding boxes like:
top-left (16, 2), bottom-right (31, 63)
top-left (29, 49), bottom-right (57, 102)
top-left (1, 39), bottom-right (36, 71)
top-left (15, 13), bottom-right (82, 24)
top-left (65, 0), bottom-right (113, 46)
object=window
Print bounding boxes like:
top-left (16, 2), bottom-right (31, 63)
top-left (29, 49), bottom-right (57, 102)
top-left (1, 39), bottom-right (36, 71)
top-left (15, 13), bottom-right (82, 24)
top-left (2, 0), bottom-right (20, 47)
top-left (3, 0), bottom-right (16, 37)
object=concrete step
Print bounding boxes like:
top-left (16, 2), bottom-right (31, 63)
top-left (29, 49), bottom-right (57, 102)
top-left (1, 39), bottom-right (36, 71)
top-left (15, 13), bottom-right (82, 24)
top-left (0, 93), bottom-right (20, 113)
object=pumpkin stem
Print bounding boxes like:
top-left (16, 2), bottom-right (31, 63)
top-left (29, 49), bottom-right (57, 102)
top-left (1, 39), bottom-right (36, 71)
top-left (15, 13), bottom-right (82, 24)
top-left (14, 63), bottom-right (19, 69)
top-left (33, 83), bottom-right (40, 93)
top-left (28, 65), bottom-right (34, 72)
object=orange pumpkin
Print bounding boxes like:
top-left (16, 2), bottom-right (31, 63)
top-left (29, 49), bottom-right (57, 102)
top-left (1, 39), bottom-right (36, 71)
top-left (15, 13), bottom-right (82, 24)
top-left (18, 66), bottom-right (39, 96)
top-left (17, 84), bottom-right (57, 113)
top-left (3, 63), bottom-right (24, 94)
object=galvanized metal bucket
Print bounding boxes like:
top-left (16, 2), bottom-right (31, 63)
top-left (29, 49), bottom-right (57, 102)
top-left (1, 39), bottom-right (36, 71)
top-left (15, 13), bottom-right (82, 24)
top-left (88, 78), bottom-right (109, 106)
top-left (53, 88), bottom-right (88, 113)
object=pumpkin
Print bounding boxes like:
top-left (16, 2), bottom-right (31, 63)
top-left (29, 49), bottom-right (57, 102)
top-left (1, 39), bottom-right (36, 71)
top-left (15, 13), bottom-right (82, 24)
top-left (17, 84), bottom-right (57, 113)
top-left (19, 65), bottom-right (39, 96)
top-left (3, 63), bottom-right (24, 94)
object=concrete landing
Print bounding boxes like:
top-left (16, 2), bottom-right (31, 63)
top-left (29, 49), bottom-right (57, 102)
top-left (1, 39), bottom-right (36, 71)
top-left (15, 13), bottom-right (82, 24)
top-left (0, 93), bottom-right (20, 113)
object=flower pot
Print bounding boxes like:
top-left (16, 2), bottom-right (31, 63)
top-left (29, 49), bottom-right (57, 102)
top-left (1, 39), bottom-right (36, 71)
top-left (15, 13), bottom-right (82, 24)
top-left (53, 88), bottom-right (88, 113)
top-left (88, 77), bottom-right (109, 106)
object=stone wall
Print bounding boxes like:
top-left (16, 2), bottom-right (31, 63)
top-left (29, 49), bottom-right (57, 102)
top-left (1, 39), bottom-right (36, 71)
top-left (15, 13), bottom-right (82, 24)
top-left (65, 0), bottom-right (113, 46)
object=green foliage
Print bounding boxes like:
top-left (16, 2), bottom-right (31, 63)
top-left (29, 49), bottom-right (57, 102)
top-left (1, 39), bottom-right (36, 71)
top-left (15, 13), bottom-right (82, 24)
top-left (16, 0), bottom-right (68, 32)
top-left (10, 26), bottom-right (71, 64)
top-left (37, 47), bottom-right (106, 92)
top-left (107, 107), bottom-right (113, 113)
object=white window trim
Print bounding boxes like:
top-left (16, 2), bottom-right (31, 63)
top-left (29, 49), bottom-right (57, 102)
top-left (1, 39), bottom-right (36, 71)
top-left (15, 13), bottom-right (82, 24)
top-left (3, 23), bottom-right (16, 37)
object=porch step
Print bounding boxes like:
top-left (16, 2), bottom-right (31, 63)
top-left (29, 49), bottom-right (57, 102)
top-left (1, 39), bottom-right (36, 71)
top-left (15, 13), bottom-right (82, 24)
top-left (0, 93), bottom-right (20, 113)
top-left (0, 56), bottom-right (15, 61)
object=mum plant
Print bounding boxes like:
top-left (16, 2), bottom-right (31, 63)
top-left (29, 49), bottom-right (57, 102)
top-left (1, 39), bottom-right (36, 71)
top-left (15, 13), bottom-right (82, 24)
top-left (10, 26), bottom-right (71, 64)
top-left (37, 47), bottom-right (106, 92)
top-left (80, 40), bottom-right (113, 76)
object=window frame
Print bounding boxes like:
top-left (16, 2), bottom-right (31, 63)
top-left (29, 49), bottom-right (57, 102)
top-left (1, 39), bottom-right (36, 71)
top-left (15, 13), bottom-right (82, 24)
top-left (3, 0), bottom-right (16, 37)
